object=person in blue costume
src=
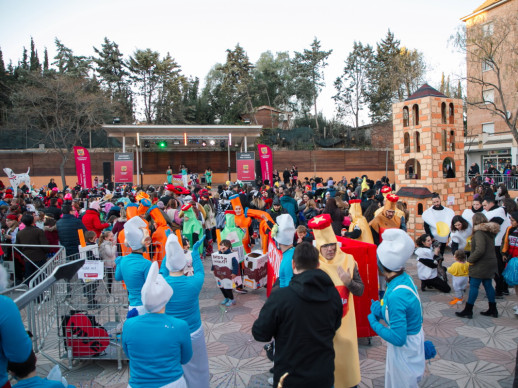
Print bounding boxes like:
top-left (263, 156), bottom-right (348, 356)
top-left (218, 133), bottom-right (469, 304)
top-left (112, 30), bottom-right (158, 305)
top-left (161, 232), bottom-right (209, 388)
top-left (123, 261), bottom-right (192, 388)
top-left (368, 229), bottom-right (425, 388)
top-left (0, 266), bottom-right (33, 388)
top-left (115, 216), bottom-right (152, 315)
top-left (8, 351), bottom-right (75, 387)
top-left (273, 214), bottom-right (296, 288)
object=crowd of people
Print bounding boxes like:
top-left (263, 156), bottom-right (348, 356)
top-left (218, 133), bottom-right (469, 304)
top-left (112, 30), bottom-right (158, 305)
top-left (0, 169), bottom-right (518, 388)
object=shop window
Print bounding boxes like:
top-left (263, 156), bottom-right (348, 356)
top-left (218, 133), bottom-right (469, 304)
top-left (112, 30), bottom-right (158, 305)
top-left (442, 130), bottom-right (448, 151)
top-left (418, 203), bottom-right (423, 215)
top-left (449, 103), bottom-right (454, 124)
top-left (405, 159), bottom-right (421, 179)
top-left (450, 130), bottom-right (455, 151)
top-left (443, 157), bottom-right (455, 178)
top-left (441, 102), bottom-right (447, 124)
top-left (412, 104), bottom-right (419, 126)
top-left (403, 106), bottom-right (409, 127)
top-left (414, 131), bottom-right (420, 152)
top-left (404, 133), bottom-right (410, 153)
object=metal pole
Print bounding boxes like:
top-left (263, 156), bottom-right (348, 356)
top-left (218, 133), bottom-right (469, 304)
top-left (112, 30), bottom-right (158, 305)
top-left (228, 141), bottom-right (231, 182)
top-left (385, 148), bottom-right (389, 177)
top-left (136, 146), bottom-right (140, 186)
top-left (122, 135), bottom-right (126, 153)
top-left (244, 136), bottom-right (248, 151)
top-left (140, 146), bottom-right (143, 186)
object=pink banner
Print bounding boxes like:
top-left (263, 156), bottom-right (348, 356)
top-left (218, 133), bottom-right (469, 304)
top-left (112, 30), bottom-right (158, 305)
top-left (73, 146), bottom-right (92, 189)
top-left (266, 237), bottom-right (282, 297)
top-left (258, 144), bottom-right (273, 185)
top-left (114, 153), bottom-right (134, 183)
top-left (236, 152), bottom-right (255, 181)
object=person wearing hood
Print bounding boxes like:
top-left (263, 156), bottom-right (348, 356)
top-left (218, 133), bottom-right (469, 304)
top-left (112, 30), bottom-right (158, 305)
top-left (461, 197), bottom-right (483, 226)
top-left (422, 193), bottom-right (454, 255)
top-left (115, 216), bottom-right (152, 315)
top-left (309, 214), bottom-right (364, 388)
top-left (280, 189), bottom-right (299, 227)
top-left (267, 196), bottom-right (287, 224)
top-left (252, 242), bottom-right (342, 388)
top-left (161, 233), bottom-right (209, 388)
top-left (82, 201), bottom-right (110, 238)
top-left (368, 229), bottom-right (425, 388)
top-left (123, 261), bottom-right (192, 388)
top-left (456, 212), bottom-right (500, 319)
top-left (274, 214), bottom-right (296, 288)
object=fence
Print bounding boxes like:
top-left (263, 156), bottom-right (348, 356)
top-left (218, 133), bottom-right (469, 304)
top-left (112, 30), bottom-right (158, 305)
top-left (466, 173), bottom-right (518, 190)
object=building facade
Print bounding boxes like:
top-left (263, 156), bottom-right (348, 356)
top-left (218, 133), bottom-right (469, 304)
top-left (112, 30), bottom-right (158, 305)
top-left (461, 0), bottom-right (518, 174)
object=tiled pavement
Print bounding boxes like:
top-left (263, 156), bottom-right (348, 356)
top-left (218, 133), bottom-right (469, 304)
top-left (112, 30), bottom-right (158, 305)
top-left (32, 251), bottom-right (517, 388)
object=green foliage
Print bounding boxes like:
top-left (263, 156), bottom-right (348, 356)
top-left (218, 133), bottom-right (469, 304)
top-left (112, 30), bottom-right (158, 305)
top-left (29, 37), bottom-right (41, 72)
top-left (53, 39), bottom-right (91, 77)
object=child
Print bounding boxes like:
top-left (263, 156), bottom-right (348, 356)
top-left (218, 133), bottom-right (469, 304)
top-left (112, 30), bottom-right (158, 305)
top-left (99, 231), bottom-right (117, 294)
top-left (293, 225), bottom-right (313, 246)
top-left (216, 239), bottom-right (239, 307)
top-left (447, 250), bottom-right (469, 305)
top-left (182, 237), bottom-right (194, 276)
top-left (84, 230), bottom-right (100, 309)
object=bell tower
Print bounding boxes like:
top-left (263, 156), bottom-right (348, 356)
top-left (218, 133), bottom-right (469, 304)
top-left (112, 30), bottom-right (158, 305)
top-left (392, 84), bottom-right (467, 240)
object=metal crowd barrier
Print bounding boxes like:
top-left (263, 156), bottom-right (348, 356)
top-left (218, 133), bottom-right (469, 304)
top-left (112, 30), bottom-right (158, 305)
top-left (466, 173), bottom-right (518, 190)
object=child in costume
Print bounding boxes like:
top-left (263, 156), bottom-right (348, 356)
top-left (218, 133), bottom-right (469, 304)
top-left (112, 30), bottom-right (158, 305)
top-left (215, 239), bottom-right (238, 307)
top-left (447, 250), bottom-right (469, 305)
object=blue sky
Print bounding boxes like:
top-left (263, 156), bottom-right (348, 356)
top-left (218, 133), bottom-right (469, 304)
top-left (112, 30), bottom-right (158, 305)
top-left (0, 0), bottom-right (481, 122)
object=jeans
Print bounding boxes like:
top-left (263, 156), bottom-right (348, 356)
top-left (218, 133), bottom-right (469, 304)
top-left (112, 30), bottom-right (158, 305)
top-left (467, 277), bottom-right (495, 304)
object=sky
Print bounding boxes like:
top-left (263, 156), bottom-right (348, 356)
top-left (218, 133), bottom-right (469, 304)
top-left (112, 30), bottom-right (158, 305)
top-left (0, 0), bottom-right (481, 123)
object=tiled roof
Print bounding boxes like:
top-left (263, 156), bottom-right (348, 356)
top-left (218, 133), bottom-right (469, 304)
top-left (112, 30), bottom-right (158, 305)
top-left (396, 187), bottom-right (434, 199)
top-left (405, 84), bottom-right (447, 101)
top-left (473, 0), bottom-right (502, 13)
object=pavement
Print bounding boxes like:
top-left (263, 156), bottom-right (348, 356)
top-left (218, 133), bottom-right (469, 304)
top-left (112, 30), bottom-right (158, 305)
top-left (30, 250), bottom-right (518, 388)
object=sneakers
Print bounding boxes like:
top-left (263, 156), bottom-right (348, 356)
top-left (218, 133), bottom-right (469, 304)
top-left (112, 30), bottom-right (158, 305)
top-left (225, 299), bottom-right (236, 307)
top-left (513, 305), bottom-right (518, 315)
top-left (449, 298), bottom-right (463, 305)
top-left (220, 298), bottom-right (229, 305)
top-left (495, 293), bottom-right (504, 299)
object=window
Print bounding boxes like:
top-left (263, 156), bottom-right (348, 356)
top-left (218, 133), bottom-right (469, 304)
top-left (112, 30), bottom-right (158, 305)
top-left (404, 132), bottom-right (410, 153)
top-left (403, 106), bottom-right (409, 127)
top-left (441, 102), bottom-right (447, 124)
top-left (414, 131), bottom-right (420, 152)
top-left (443, 157), bottom-right (455, 178)
top-left (442, 130), bottom-right (448, 151)
top-left (482, 59), bottom-right (493, 72)
top-left (483, 89), bottom-right (494, 104)
top-left (482, 122), bottom-right (494, 134)
top-left (417, 203), bottom-right (423, 215)
top-left (449, 103), bottom-right (455, 124)
top-left (482, 22), bottom-right (494, 37)
top-left (412, 104), bottom-right (419, 126)
top-left (450, 130), bottom-right (455, 151)
top-left (405, 159), bottom-right (421, 179)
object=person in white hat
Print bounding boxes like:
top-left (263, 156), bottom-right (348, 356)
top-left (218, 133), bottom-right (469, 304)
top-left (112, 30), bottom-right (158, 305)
top-left (123, 262), bottom-right (192, 388)
top-left (115, 216), bottom-right (152, 315)
top-left (273, 214), bottom-right (296, 288)
top-left (160, 233), bottom-right (210, 388)
top-left (368, 229), bottom-right (425, 388)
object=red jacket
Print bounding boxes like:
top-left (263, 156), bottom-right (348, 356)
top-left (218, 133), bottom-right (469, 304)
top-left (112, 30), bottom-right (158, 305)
top-left (82, 209), bottom-right (110, 237)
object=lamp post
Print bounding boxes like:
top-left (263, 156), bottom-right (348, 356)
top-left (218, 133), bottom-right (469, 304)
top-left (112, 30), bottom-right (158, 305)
top-left (228, 133), bottom-right (232, 181)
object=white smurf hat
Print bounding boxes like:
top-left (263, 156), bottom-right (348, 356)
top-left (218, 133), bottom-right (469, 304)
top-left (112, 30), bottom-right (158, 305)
top-left (165, 233), bottom-right (188, 272)
top-left (377, 229), bottom-right (415, 271)
top-left (124, 216), bottom-right (147, 250)
top-left (274, 214), bottom-right (296, 246)
top-left (141, 262), bottom-right (173, 313)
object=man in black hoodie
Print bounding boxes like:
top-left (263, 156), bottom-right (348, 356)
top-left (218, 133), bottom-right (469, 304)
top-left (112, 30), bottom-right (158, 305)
top-left (252, 242), bottom-right (342, 388)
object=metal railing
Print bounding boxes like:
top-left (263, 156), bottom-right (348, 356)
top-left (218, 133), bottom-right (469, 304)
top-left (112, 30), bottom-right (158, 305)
top-left (466, 173), bottom-right (518, 190)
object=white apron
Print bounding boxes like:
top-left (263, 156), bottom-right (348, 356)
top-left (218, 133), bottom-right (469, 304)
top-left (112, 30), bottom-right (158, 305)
top-left (384, 284), bottom-right (425, 388)
top-left (182, 326), bottom-right (210, 388)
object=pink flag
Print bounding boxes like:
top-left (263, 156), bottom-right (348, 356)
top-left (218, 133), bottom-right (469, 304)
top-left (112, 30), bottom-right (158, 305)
top-left (257, 144), bottom-right (273, 185)
top-left (74, 146), bottom-right (92, 189)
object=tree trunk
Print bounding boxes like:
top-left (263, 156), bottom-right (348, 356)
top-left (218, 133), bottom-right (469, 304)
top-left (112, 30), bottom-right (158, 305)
top-left (60, 152), bottom-right (68, 189)
top-left (313, 95), bottom-right (319, 130)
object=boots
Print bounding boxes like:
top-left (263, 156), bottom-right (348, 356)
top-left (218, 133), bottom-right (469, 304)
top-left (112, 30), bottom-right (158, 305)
top-left (480, 302), bottom-right (498, 318)
top-left (455, 302), bottom-right (474, 319)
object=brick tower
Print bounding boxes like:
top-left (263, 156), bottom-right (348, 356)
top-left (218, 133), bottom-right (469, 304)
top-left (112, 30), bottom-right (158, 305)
top-left (392, 84), bottom-right (467, 240)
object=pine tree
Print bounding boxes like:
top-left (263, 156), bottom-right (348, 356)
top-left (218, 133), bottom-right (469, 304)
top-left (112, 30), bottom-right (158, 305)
top-left (43, 47), bottom-right (49, 72)
top-left (0, 48), bottom-right (5, 78)
top-left (29, 37), bottom-right (41, 72)
top-left (21, 47), bottom-right (28, 70)
top-left (439, 72), bottom-right (445, 94)
top-left (454, 80), bottom-right (462, 99)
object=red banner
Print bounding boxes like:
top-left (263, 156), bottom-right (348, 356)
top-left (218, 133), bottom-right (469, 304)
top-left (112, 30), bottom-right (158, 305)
top-left (236, 152), bottom-right (255, 181)
top-left (266, 237), bottom-right (282, 297)
top-left (114, 153), bottom-right (134, 183)
top-left (73, 146), bottom-right (92, 189)
top-left (257, 144), bottom-right (273, 185)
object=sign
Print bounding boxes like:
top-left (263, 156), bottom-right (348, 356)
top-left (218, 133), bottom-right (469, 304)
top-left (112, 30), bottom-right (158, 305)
top-left (73, 146), bottom-right (92, 189)
top-left (266, 237), bottom-right (282, 297)
top-left (258, 144), bottom-right (273, 185)
top-left (211, 252), bottom-right (240, 289)
top-left (114, 153), bottom-right (134, 183)
top-left (236, 152), bottom-right (255, 181)
top-left (77, 260), bottom-right (104, 281)
top-left (243, 251), bottom-right (268, 289)
top-left (447, 195), bottom-right (455, 205)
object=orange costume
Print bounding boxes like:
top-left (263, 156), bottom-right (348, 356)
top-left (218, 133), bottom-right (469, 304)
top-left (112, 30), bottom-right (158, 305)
top-left (229, 194), bottom-right (252, 253)
top-left (147, 205), bottom-right (172, 267)
top-left (118, 201), bottom-right (151, 260)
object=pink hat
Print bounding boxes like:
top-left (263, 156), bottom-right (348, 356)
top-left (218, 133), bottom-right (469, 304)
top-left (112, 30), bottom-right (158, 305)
top-left (64, 193), bottom-right (73, 200)
top-left (52, 187), bottom-right (59, 192)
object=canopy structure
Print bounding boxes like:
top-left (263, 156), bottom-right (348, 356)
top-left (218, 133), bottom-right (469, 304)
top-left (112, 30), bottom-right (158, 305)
top-left (102, 124), bottom-right (263, 152)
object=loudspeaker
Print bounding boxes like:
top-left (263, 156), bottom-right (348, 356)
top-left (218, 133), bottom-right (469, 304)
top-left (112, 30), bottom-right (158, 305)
top-left (103, 162), bottom-right (111, 184)
top-left (255, 160), bottom-right (262, 181)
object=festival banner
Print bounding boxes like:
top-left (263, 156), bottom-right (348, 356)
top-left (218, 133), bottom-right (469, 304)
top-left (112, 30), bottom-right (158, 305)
top-left (114, 153), bottom-right (134, 183)
top-left (236, 152), bottom-right (255, 181)
top-left (73, 146), bottom-right (93, 189)
top-left (257, 144), bottom-right (273, 185)
top-left (266, 236), bottom-right (282, 297)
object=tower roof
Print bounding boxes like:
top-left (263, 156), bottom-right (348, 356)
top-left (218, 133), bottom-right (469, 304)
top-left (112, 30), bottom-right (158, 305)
top-left (405, 84), bottom-right (447, 101)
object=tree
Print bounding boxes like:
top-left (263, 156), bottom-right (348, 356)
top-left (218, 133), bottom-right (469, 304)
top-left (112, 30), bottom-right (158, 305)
top-left (10, 72), bottom-right (111, 187)
top-left (43, 48), bottom-right (49, 72)
top-left (334, 41), bottom-right (374, 137)
top-left (292, 38), bottom-right (332, 130)
top-left (53, 39), bottom-right (91, 77)
top-left (453, 14), bottom-right (518, 143)
top-left (154, 52), bottom-right (187, 124)
top-left (29, 37), bottom-right (41, 73)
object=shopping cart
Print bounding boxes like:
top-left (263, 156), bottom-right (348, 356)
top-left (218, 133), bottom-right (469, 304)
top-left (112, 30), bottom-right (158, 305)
top-left (55, 251), bottom-right (129, 369)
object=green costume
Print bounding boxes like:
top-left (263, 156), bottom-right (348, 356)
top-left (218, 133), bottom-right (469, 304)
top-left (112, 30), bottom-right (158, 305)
top-left (182, 205), bottom-right (204, 255)
top-left (220, 213), bottom-right (245, 248)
